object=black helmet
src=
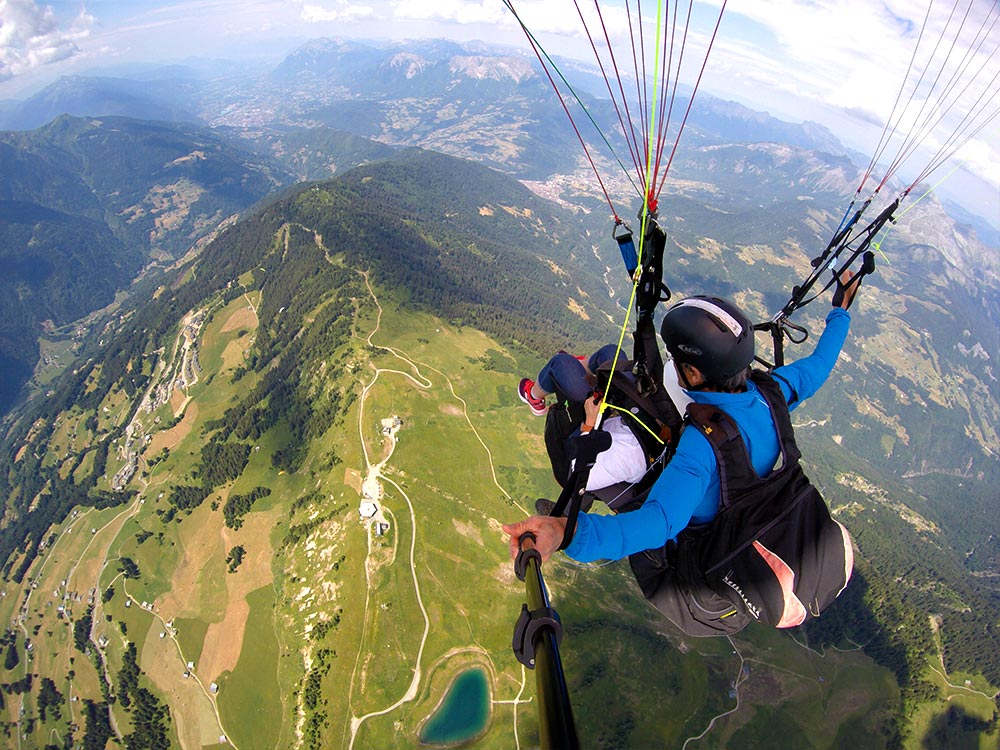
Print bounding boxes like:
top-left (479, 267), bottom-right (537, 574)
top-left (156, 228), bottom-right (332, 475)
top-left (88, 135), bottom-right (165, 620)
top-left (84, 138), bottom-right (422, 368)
top-left (660, 296), bottom-right (754, 385)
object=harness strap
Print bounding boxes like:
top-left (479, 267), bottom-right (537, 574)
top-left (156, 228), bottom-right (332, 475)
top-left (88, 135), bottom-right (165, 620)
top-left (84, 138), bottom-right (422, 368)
top-left (634, 220), bottom-right (668, 322)
top-left (550, 429), bottom-right (613, 549)
top-left (750, 371), bottom-right (802, 465)
top-left (598, 360), bottom-right (672, 445)
top-left (768, 371), bottom-right (799, 409)
top-left (684, 371), bottom-right (801, 510)
top-left (686, 403), bottom-right (753, 503)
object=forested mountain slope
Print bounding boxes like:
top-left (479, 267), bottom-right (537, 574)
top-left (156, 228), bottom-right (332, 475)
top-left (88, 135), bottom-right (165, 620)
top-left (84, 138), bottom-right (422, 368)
top-left (0, 148), bottom-right (613, 584)
top-left (0, 115), bottom-right (289, 414)
top-left (0, 74), bottom-right (204, 131)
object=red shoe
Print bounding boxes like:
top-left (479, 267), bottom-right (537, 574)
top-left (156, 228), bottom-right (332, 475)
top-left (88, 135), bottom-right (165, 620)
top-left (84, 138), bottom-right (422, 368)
top-left (518, 378), bottom-right (548, 416)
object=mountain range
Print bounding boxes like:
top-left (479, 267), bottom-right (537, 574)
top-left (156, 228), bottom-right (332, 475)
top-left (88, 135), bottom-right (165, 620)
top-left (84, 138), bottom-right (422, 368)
top-left (0, 114), bottom-right (286, 415)
top-left (0, 36), bottom-right (997, 749)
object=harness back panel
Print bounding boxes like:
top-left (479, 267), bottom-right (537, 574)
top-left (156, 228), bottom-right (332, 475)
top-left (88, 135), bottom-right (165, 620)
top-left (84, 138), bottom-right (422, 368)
top-left (630, 371), bottom-right (854, 636)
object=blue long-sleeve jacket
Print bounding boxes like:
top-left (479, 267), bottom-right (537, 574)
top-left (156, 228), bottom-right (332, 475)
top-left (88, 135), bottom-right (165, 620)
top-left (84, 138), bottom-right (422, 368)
top-left (565, 307), bottom-right (851, 563)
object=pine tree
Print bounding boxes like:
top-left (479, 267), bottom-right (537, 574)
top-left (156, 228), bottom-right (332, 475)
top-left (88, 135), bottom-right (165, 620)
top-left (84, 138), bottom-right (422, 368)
top-left (4, 640), bottom-right (18, 671)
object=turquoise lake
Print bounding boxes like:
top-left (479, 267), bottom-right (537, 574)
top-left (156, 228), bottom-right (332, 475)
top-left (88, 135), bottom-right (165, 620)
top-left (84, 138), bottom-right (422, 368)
top-left (419, 668), bottom-right (490, 746)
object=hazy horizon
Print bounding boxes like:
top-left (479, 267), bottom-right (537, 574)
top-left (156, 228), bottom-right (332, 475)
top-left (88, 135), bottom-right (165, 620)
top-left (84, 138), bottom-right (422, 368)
top-left (2, 0), bottom-right (997, 228)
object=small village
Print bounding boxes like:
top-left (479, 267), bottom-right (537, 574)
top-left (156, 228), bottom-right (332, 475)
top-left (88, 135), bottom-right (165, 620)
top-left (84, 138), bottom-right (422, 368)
top-left (111, 309), bottom-right (206, 491)
top-left (358, 415), bottom-right (403, 537)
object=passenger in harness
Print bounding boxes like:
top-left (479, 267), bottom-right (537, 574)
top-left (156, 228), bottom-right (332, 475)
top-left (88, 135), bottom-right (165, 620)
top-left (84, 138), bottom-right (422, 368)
top-left (503, 272), bottom-right (858, 634)
top-left (518, 346), bottom-right (658, 506)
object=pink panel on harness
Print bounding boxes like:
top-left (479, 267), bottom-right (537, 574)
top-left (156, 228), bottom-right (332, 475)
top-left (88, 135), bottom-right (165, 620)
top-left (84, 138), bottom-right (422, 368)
top-left (753, 540), bottom-right (807, 628)
top-left (835, 521), bottom-right (854, 596)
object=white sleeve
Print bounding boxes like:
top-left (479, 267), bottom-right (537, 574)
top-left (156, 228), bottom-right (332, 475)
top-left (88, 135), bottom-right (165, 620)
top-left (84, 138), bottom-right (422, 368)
top-left (663, 353), bottom-right (693, 413)
top-left (584, 417), bottom-right (648, 491)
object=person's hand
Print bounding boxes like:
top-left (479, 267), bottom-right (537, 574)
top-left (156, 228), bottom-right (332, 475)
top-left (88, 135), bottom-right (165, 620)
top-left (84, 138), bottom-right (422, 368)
top-left (583, 392), bottom-right (603, 429)
top-left (835, 268), bottom-right (857, 310)
top-left (503, 515), bottom-right (569, 562)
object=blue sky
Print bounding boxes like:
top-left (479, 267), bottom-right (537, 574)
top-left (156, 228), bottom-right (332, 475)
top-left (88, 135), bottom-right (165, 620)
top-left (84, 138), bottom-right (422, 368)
top-left (1, 0), bottom-right (997, 224)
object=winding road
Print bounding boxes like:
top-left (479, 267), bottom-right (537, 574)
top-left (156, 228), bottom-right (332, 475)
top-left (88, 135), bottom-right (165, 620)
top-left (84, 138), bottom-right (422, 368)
top-left (344, 271), bottom-right (527, 749)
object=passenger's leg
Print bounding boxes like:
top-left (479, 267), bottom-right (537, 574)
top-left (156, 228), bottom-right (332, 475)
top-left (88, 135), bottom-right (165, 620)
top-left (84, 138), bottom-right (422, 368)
top-left (588, 343), bottom-right (628, 374)
top-left (537, 352), bottom-right (591, 403)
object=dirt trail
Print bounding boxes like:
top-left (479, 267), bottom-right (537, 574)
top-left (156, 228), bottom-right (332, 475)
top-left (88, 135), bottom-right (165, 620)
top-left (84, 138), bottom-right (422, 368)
top-left (345, 271), bottom-right (526, 749)
top-left (346, 273), bottom-right (432, 750)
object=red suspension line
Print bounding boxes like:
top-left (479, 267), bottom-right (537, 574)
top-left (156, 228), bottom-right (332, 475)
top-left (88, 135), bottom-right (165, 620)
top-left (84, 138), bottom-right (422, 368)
top-left (654, 0), bottom-right (680, 179)
top-left (507, 0), bottom-right (727, 214)
top-left (635, 0), bottom-right (665, 203)
top-left (508, 3), bottom-right (619, 217)
top-left (655, 0), bottom-right (728, 200)
top-left (626, 0), bottom-right (649, 184)
top-left (572, 0), bottom-right (645, 189)
top-left (589, 0), bottom-right (648, 190)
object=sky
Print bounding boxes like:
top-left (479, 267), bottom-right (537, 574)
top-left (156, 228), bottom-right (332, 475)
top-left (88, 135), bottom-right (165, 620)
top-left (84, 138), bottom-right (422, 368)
top-left (1, 0), bottom-right (998, 225)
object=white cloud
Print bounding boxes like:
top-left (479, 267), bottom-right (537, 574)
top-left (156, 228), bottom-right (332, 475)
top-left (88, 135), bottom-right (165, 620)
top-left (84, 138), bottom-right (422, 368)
top-left (294, 0), bottom-right (375, 23)
top-left (391, 0), bottom-right (507, 25)
top-left (720, 1), bottom-right (912, 116)
top-left (389, 0), bottom-right (633, 39)
top-left (0, 0), bottom-right (94, 80)
top-left (940, 134), bottom-right (1000, 185)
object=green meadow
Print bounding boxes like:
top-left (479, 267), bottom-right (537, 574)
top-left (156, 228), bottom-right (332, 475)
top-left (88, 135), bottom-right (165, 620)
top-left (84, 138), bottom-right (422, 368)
top-left (217, 585), bottom-right (283, 750)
